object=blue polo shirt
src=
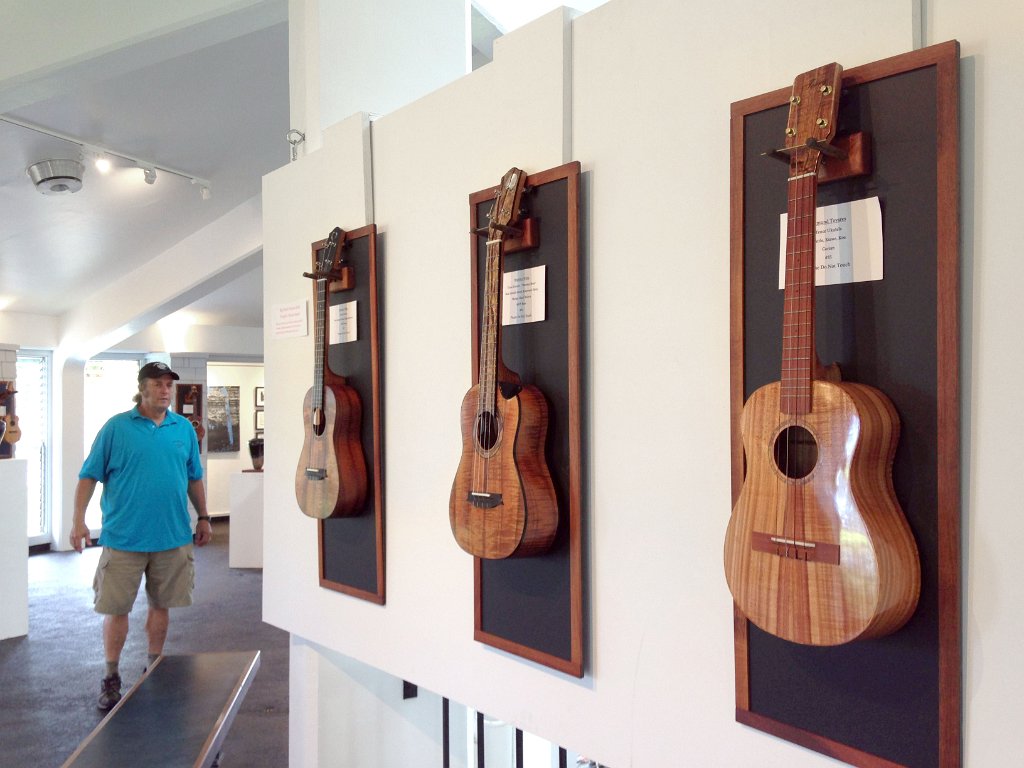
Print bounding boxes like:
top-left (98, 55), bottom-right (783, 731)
top-left (80, 407), bottom-right (203, 552)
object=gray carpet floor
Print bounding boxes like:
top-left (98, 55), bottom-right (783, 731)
top-left (0, 518), bottom-right (288, 767)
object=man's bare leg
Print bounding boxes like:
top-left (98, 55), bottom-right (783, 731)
top-left (103, 614), bottom-right (129, 666)
top-left (146, 607), bottom-right (169, 664)
top-left (99, 614), bottom-right (129, 710)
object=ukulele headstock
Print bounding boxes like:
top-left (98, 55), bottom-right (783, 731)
top-left (314, 227), bottom-right (344, 279)
top-left (785, 63), bottom-right (843, 176)
top-left (488, 167), bottom-right (527, 241)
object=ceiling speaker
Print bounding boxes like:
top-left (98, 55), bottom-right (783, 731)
top-left (27, 159), bottom-right (84, 195)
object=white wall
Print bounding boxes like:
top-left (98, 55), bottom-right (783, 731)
top-left (0, 460), bottom-right (29, 640)
top-left (262, 0), bottom-right (1024, 765)
top-left (287, 0), bottom-right (466, 158)
top-left (0, 313), bottom-right (58, 349)
top-left (112, 324), bottom-right (263, 357)
top-left (318, 0), bottom-right (466, 129)
top-left (206, 362), bottom-right (265, 515)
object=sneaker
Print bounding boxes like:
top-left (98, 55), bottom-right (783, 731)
top-left (97, 673), bottom-right (122, 711)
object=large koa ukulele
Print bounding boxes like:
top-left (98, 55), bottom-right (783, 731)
top-left (449, 168), bottom-right (559, 559)
top-left (295, 227), bottom-right (368, 519)
top-left (724, 64), bottom-right (920, 645)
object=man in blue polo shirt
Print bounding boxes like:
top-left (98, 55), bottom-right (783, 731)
top-left (70, 361), bottom-right (212, 711)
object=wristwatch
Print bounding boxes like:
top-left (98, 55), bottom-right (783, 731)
top-left (197, 515), bottom-right (211, 522)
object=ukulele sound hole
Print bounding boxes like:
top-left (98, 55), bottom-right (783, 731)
top-left (475, 411), bottom-right (500, 452)
top-left (773, 425), bottom-right (818, 479)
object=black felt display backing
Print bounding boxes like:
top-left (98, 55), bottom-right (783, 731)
top-left (320, 228), bottom-right (385, 602)
top-left (469, 166), bottom-right (582, 674)
top-left (739, 69), bottom-right (942, 767)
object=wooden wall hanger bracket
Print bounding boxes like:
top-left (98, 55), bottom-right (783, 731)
top-left (330, 236), bottom-right (356, 292)
top-left (471, 215), bottom-right (541, 254)
top-left (762, 131), bottom-right (872, 183)
top-left (304, 228), bottom-right (355, 291)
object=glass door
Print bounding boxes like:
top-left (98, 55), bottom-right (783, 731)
top-left (17, 351), bottom-right (51, 546)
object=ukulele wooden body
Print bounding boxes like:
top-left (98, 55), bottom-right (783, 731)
top-left (450, 382), bottom-right (558, 559)
top-left (294, 381), bottom-right (367, 519)
top-left (724, 379), bottom-right (920, 645)
top-left (294, 227), bottom-right (368, 520)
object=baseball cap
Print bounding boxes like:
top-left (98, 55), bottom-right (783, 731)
top-left (138, 361), bottom-right (180, 382)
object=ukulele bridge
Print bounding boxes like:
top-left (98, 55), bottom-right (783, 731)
top-left (752, 531), bottom-right (840, 565)
top-left (305, 468), bottom-right (327, 480)
top-left (468, 491), bottom-right (503, 509)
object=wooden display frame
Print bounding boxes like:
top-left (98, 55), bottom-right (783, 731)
top-left (729, 42), bottom-right (960, 766)
top-left (316, 224), bottom-right (386, 605)
top-left (174, 383), bottom-right (205, 453)
top-left (0, 380), bottom-right (15, 459)
top-left (466, 161), bottom-right (583, 677)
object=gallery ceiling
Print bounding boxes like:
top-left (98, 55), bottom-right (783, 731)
top-left (0, 1), bottom-right (607, 347)
top-left (0, 9), bottom-right (289, 331)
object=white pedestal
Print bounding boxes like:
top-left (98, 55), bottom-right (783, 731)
top-left (229, 471), bottom-right (264, 568)
top-left (0, 459), bottom-right (29, 639)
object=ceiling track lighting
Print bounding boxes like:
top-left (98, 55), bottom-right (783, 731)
top-left (2, 114), bottom-right (211, 198)
top-left (26, 159), bottom-right (84, 195)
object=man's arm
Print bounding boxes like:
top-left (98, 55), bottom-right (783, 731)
top-left (71, 478), bottom-right (97, 553)
top-left (188, 478), bottom-right (213, 546)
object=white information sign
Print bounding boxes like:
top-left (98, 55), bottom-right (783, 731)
top-left (502, 265), bottom-right (546, 326)
top-left (272, 301), bottom-right (309, 339)
top-left (329, 300), bottom-right (358, 344)
top-left (778, 196), bottom-right (883, 288)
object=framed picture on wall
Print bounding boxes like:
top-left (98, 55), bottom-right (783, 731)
top-left (207, 385), bottom-right (240, 453)
top-left (254, 410), bottom-right (265, 431)
top-left (255, 386), bottom-right (265, 408)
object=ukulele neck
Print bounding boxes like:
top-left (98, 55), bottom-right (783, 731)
top-left (312, 276), bottom-right (327, 413)
top-left (478, 237), bottom-right (502, 412)
top-left (780, 170), bottom-right (818, 415)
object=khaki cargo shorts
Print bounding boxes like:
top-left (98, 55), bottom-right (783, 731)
top-left (93, 545), bottom-right (195, 615)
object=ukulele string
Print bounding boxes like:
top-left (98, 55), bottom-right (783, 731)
top-left (311, 275), bottom-right (327, 475)
top-left (781, 90), bottom-right (816, 561)
top-left (474, 233), bottom-right (502, 495)
top-left (796, 83), bottom-right (828, 554)
top-left (778, 95), bottom-right (801, 561)
top-left (794, 165), bottom-right (811, 555)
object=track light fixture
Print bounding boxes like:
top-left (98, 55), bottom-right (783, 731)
top-left (3, 115), bottom-right (211, 199)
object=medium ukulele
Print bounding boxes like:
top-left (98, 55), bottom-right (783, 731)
top-left (295, 227), bottom-right (368, 518)
top-left (449, 168), bottom-right (559, 559)
top-left (724, 64), bottom-right (920, 645)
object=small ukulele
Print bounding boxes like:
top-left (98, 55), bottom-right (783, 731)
top-left (0, 388), bottom-right (19, 446)
top-left (3, 414), bottom-right (21, 444)
top-left (724, 64), bottom-right (920, 645)
top-left (295, 227), bottom-right (368, 519)
top-left (449, 168), bottom-right (559, 559)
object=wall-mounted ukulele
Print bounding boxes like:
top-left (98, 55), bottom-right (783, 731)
top-left (450, 167), bottom-right (558, 559)
top-left (295, 226), bottom-right (368, 519)
top-left (724, 64), bottom-right (920, 645)
top-left (0, 386), bottom-right (19, 450)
